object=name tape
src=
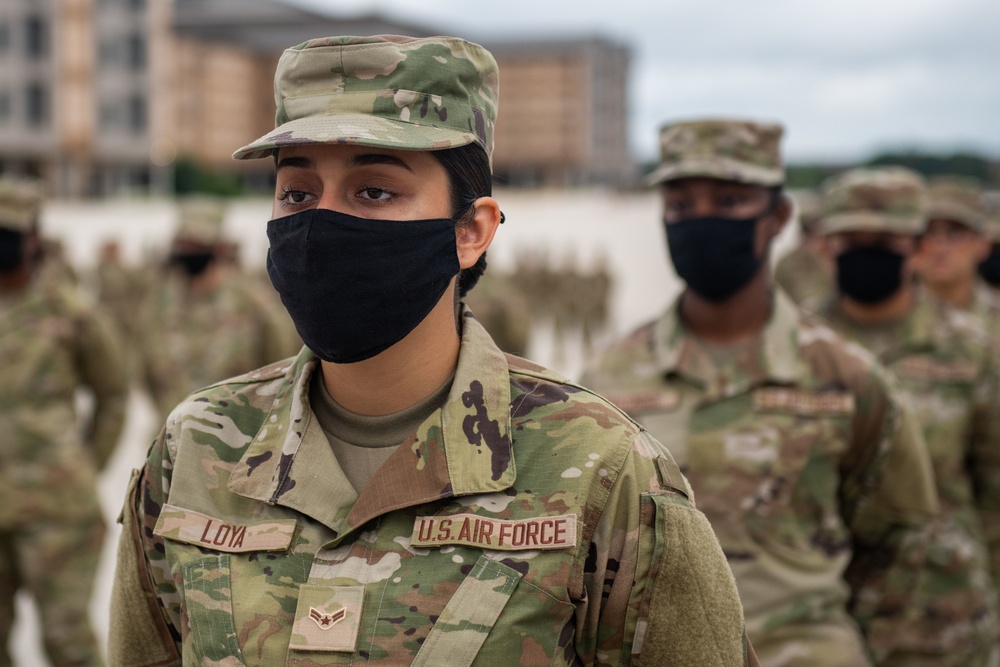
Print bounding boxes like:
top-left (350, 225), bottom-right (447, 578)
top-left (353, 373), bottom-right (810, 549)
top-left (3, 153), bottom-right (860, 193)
top-left (411, 513), bottom-right (578, 551)
top-left (154, 504), bottom-right (297, 553)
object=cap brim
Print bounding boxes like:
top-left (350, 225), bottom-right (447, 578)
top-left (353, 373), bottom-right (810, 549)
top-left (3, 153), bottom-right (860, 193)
top-left (644, 159), bottom-right (784, 188)
top-left (233, 114), bottom-right (482, 160)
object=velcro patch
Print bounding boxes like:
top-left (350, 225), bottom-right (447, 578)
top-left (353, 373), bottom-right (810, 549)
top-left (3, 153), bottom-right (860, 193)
top-left (602, 390), bottom-right (680, 415)
top-left (411, 513), bottom-right (577, 551)
top-left (894, 356), bottom-right (978, 383)
top-left (289, 585), bottom-right (364, 652)
top-left (753, 387), bottom-right (855, 415)
top-left (154, 504), bottom-right (297, 553)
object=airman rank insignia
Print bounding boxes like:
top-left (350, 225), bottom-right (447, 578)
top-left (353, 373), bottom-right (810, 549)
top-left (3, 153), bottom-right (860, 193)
top-left (411, 513), bottom-right (578, 550)
top-left (309, 606), bottom-right (346, 630)
top-left (290, 585), bottom-right (364, 652)
top-left (753, 387), bottom-right (855, 415)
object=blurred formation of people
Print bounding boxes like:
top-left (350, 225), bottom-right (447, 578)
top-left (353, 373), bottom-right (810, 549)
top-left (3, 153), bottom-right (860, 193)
top-left (581, 119), bottom-right (939, 665)
top-left (815, 167), bottom-right (1000, 665)
top-left (0, 176), bottom-right (128, 667)
top-left (135, 195), bottom-right (300, 421)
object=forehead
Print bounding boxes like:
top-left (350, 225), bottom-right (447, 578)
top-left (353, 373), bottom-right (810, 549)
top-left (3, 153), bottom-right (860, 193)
top-left (275, 143), bottom-right (440, 171)
top-left (832, 230), bottom-right (912, 244)
top-left (662, 176), bottom-right (768, 197)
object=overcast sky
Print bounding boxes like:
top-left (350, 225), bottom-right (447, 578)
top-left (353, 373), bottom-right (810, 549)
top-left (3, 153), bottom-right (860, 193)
top-left (287, 0), bottom-right (999, 164)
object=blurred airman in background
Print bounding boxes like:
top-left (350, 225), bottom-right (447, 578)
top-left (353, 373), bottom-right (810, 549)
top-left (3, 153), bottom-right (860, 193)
top-left (0, 176), bottom-right (128, 667)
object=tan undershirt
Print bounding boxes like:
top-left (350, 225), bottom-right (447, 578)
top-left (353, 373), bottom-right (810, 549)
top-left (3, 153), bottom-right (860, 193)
top-left (309, 371), bottom-right (453, 494)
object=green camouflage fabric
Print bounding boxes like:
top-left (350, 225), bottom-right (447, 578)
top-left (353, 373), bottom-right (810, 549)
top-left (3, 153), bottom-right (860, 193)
top-left (233, 35), bottom-right (499, 162)
top-left (581, 290), bottom-right (940, 666)
top-left (0, 267), bottom-right (128, 667)
top-left (819, 291), bottom-right (1000, 664)
top-left (108, 310), bottom-right (756, 666)
top-left (0, 176), bottom-right (42, 232)
top-left (819, 167), bottom-right (928, 237)
top-left (926, 176), bottom-right (985, 232)
top-left (772, 243), bottom-right (834, 312)
top-left (174, 196), bottom-right (228, 245)
top-left (645, 118), bottom-right (784, 187)
top-left (138, 269), bottom-right (301, 421)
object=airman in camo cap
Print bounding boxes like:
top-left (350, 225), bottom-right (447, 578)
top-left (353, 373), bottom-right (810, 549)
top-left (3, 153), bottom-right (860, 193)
top-left (646, 118), bottom-right (784, 187)
top-left (819, 166), bottom-right (928, 236)
top-left (174, 195), bottom-right (228, 245)
top-left (0, 176), bottom-right (43, 233)
top-left (926, 175), bottom-right (985, 232)
top-left (233, 35), bottom-right (499, 163)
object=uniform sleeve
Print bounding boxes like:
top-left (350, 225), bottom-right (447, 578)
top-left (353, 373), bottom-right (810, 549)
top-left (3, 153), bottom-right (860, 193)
top-left (969, 349), bottom-right (1000, 596)
top-left (577, 429), bottom-right (752, 666)
top-left (75, 304), bottom-right (129, 470)
top-left (841, 369), bottom-right (939, 663)
top-left (108, 431), bottom-right (183, 666)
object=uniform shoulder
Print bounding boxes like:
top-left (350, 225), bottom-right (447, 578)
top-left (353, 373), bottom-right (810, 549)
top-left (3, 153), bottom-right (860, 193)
top-left (507, 353), bottom-right (644, 431)
top-left (795, 311), bottom-right (891, 388)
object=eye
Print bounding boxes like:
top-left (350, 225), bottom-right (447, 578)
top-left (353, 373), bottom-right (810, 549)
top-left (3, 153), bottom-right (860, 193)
top-left (359, 186), bottom-right (393, 202)
top-left (276, 188), bottom-right (312, 205)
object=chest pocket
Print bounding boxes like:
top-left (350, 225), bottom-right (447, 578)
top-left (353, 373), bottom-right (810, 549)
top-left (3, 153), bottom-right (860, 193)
top-left (154, 504), bottom-right (302, 666)
top-left (687, 388), bottom-right (854, 559)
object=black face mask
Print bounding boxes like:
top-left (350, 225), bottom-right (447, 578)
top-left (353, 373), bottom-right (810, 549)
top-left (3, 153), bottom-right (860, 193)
top-left (0, 229), bottom-right (24, 273)
top-left (170, 251), bottom-right (215, 277)
top-left (836, 246), bottom-right (906, 304)
top-left (979, 246), bottom-right (1000, 287)
top-left (266, 208), bottom-right (460, 364)
top-left (665, 215), bottom-right (764, 302)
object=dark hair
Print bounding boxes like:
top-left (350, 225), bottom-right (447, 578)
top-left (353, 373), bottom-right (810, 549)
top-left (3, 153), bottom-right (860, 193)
top-left (430, 142), bottom-right (493, 297)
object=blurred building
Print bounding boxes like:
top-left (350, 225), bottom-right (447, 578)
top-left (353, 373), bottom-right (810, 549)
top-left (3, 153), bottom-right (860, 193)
top-left (0, 0), bottom-right (636, 197)
top-left (0, 0), bottom-right (173, 197)
top-left (487, 38), bottom-right (634, 188)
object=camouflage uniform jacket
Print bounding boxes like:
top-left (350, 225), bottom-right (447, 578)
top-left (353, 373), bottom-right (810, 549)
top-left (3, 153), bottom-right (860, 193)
top-left (0, 270), bottom-right (128, 528)
top-left (109, 311), bottom-right (753, 667)
top-left (139, 269), bottom-right (300, 420)
top-left (819, 292), bottom-right (1000, 658)
top-left (581, 290), bottom-right (939, 664)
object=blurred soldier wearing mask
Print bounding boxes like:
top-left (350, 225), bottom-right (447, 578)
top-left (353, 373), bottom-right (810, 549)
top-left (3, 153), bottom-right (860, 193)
top-left (582, 120), bottom-right (939, 666)
top-left (817, 167), bottom-right (1000, 666)
top-left (0, 177), bottom-right (128, 667)
top-left (138, 196), bottom-right (299, 420)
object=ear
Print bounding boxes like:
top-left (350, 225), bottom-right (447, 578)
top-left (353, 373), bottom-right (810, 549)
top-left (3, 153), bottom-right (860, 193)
top-left (768, 194), bottom-right (792, 239)
top-left (456, 196), bottom-right (501, 270)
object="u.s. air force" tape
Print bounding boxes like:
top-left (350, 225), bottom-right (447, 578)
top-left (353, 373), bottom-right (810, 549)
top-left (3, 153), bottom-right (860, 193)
top-left (411, 513), bottom-right (578, 550)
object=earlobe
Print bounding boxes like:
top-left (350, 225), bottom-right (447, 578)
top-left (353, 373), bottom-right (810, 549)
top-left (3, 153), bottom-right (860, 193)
top-left (456, 196), bottom-right (501, 270)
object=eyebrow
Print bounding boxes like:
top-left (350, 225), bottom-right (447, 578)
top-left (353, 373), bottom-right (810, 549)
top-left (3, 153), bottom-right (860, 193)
top-left (274, 152), bottom-right (415, 173)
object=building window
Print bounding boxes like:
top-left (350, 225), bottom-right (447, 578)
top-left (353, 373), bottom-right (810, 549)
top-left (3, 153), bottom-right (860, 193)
top-left (99, 101), bottom-right (118, 130)
top-left (128, 94), bottom-right (146, 133)
top-left (127, 33), bottom-right (145, 70)
top-left (25, 82), bottom-right (49, 127)
top-left (25, 15), bottom-right (49, 60)
top-left (129, 0), bottom-right (146, 10)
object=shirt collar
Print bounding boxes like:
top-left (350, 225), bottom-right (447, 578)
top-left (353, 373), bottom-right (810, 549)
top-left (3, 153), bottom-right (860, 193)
top-left (228, 307), bottom-right (514, 536)
top-left (652, 289), bottom-right (801, 395)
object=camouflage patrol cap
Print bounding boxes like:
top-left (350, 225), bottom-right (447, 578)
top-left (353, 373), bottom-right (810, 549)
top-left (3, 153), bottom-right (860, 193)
top-left (174, 197), bottom-right (227, 245)
top-left (646, 119), bottom-right (784, 187)
top-left (0, 176), bottom-right (43, 233)
top-left (819, 167), bottom-right (928, 236)
top-left (926, 176), bottom-right (984, 232)
top-left (233, 35), bottom-right (499, 164)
